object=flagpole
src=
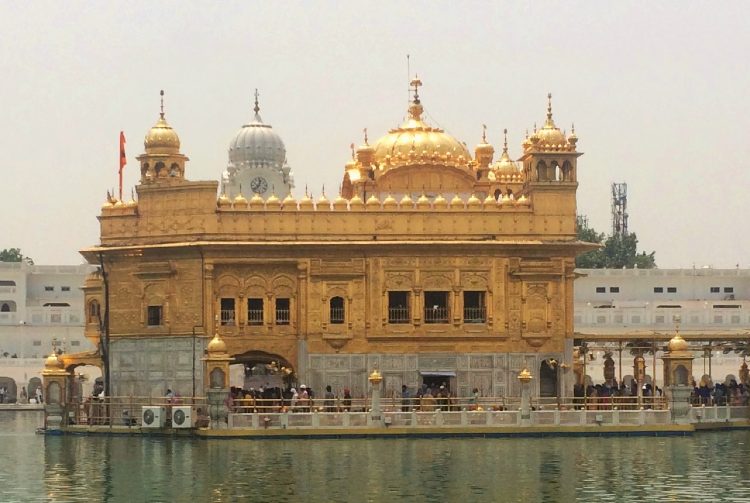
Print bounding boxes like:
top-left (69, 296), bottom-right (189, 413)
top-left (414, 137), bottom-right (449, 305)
top-left (118, 131), bottom-right (126, 201)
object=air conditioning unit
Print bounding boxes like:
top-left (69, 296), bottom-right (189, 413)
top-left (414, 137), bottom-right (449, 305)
top-left (171, 406), bottom-right (196, 429)
top-left (141, 406), bottom-right (166, 428)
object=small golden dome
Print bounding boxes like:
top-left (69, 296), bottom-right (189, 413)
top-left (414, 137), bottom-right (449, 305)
top-left (44, 352), bottom-right (63, 369)
top-left (494, 129), bottom-right (521, 178)
top-left (467, 194), bottom-right (481, 208)
top-left (518, 368), bottom-right (533, 382)
top-left (534, 94), bottom-right (568, 150)
top-left (333, 194), bottom-right (348, 211)
top-left (299, 191), bottom-right (314, 211)
top-left (483, 193), bottom-right (496, 207)
top-left (282, 193), bottom-right (297, 210)
top-left (233, 193), bottom-right (248, 207)
top-left (218, 192), bottom-right (231, 207)
top-left (144, 91), bottom-right (180, 155)
top-left (433, 194), bottom-right (448, 209)
top-left (317, 192), bottom-right (330, 210)
top-left (416, 193), bottom-right (431, 209)
top-left (366, 194), bottom-right (380, 208)
top-left (382, 193), bottom-right (397, 209)
top-left (516, 194), bottom-right (529, 205)
top-left (450, 194), bottom-right (464, 208)
top-left (266, 192), bottom-right (281, 209)
top-left (349, 193), bottom-right (364, 210)
top-left (668, 332), bottom-right (689, 352)
top-left (207, 334), bottom-right (227, 354)
top-left (400, 193), bottom-right (414, 209)
top-left (113, 199), bottom-right (125, 208)
top-left (249, 192), bottom-right (264, 209)
top-left (101, 198), bottom-right (114, 211)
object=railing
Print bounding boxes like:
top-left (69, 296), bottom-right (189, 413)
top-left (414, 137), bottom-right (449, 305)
top-left (388, 307), bottom-right (410, 324)
top-left (247, 309), bottom-right (264, 325)
top-left (330, 307), bottom-right (345, 324)
top-left (424, 306), bottom-right (449, 324)
top-left (275, 309), bottom-right (290, 325)
top-left (220, 309), bottom-right (235, 326)
top-left (463, 306), bottom-right (486, 323)
top-left (63, 395), bottom-right (208, 427)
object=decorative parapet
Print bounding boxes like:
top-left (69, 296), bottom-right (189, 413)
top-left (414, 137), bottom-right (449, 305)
top-left (212, 193), bottom-right (532, 212)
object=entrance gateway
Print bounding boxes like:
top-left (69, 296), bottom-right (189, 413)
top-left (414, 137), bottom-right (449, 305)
top-left (420, 371), bottom-right (456, 392)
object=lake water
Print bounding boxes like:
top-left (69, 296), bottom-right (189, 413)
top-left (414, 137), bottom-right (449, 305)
top-left (1, 411), bottom-right (749, 502)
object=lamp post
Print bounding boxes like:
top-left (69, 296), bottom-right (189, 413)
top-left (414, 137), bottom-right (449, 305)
top-left (368, 369), bottom-right (383, 427)
top-left (518, 368), bottom-right (533, 425)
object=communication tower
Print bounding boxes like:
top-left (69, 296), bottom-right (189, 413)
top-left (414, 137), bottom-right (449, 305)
top-left (611, 182), bottom-right (628, 236)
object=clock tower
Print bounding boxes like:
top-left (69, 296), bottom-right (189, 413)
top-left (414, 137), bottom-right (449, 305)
top-left (222, 90), bottom-right (294, 198)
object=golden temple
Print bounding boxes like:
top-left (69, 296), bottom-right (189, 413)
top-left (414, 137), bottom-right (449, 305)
top-left (71, 80), bottom-right (591, 400)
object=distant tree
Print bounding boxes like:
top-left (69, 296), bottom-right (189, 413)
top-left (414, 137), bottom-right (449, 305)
top-left (576, 216), bottom-right (656, 269)
top-left (0, 248), bottom-right (34, 265)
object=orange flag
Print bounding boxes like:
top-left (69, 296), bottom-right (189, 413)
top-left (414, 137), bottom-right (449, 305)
top-left (118, 131), bottom-right (126, 200)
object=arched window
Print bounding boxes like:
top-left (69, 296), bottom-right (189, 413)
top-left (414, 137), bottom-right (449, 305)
top-left (330, 296), bottom-right (345, 324)
top-left (88, 300), bottom-right (100, 323)
top-left (1, 303), bottom-right (9, 312)
top-left (536, 161), bottom-right (547, 181)
top-left (155, 161), bottom-right (166, 177)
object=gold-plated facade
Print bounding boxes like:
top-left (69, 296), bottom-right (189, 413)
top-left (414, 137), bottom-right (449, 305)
top-left (78, 83), bottom-right (591, 398)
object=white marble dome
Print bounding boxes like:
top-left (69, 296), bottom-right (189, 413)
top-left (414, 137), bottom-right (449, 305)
top-left (228, 110), bottom-right (287, 169)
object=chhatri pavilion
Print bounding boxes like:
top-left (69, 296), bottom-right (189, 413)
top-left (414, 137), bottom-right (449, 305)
top-left (71, 79), bottom-right (590, 400)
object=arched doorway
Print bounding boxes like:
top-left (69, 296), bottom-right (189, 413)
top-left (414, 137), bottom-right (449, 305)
top-left (231, 351), bottom-right (296, 392)
top-left (539, 359), bottom-right (558, 397)
top-left (0, 377), bottom-right (17, 403)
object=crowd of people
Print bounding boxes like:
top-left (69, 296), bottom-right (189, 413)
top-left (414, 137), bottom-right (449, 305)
top-left (691, 378), bottom-right (749, 406)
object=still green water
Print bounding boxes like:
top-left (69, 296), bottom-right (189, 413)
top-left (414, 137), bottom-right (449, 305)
top-left (1, 411), bottom-right (749, 502)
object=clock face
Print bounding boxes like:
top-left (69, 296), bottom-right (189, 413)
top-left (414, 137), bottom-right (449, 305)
top-left (250, 176), bottom-right (269, 194)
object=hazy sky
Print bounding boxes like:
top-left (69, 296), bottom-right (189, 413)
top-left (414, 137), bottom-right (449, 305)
top-left (1, 2), bottom-right (748, 267)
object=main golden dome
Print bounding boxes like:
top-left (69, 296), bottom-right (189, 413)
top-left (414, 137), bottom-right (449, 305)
top-left (371, 79), bottom-right (471, 172)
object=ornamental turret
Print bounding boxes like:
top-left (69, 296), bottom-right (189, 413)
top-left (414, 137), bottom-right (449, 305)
top-left (137, 90), bottom-right (189, 184)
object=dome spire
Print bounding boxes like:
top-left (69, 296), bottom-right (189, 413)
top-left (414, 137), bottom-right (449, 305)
top-left (545, 92), bottom-right (556, 128)
top-left (408, 75), bottom-right (423, 120)
top-left (482, 124), bottom-right (487, 143)
top-left (160, 89), bottom-right (165, 119)
top-left (252, 88), bottom-right (262, 122)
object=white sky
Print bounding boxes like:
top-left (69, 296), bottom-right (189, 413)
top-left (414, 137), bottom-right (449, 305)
top-left (1, 1), bottom-right (748, 267)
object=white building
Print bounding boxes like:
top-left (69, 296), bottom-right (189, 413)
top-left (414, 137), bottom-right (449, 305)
top-left (574, 268), bottom-right (750, 384)
top-left (0, 262), bottom-right (98, 400)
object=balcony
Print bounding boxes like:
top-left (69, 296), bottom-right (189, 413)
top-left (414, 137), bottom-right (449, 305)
top-left (220, 310), bottom-right (235, 326)
top-left (388, 307), bottom-right (410, 324)
top-left (424, 306), bottom-right (449, 324)
top-left (463, 306), bottom-right (486, 324)
top-left (247, 309), bottom-right (264, 326)
top-left (275, 309), bottom-right (290, 325)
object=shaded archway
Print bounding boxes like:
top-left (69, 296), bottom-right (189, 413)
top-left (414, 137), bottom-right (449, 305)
top-left (540, 359), bottom-right (558, 397)
top-left (231, 350), bottom-right (296, 391)
top-left (0, 377), bottom-right (17, 403)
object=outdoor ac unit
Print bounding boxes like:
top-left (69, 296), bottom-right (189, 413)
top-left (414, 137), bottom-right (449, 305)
top-left (141, 406), bottom-right (166, 428)
top-left (171, 406), bottom-right (196, 429)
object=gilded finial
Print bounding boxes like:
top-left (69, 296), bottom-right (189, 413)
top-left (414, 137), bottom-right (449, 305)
top-left (503, 128), bottom-right (508, 151)
top-left (253, 88), bottom-right (260, 114)
top-left (350, 142), bottom-right (356, 160)
top-left (533, 122), bottom-right (537, 133)
top-left (159, 90), bottom-right (165, 119)
top-left (322, 184), bottom-right (326, 197)
top-left (571, 123), bottom-right (575, 134)
top-left (363, 128), bottom-right (368, 145)
top-left (305, 184), bottom-right (308, 197)
top-left (525, 129), bottom-right (529, 139)
top-left (547, 92), bottom-right (553, 120)
top-left (410, 74), bottom-right (422, 103)
top-left (481, 124), bottom-right (487, 143)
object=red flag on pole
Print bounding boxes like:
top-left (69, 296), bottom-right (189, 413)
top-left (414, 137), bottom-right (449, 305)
top-left (118, 131), bottom-right (126, 201)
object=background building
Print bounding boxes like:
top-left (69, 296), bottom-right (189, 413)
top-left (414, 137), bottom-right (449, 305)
top-left (0, 262), bottom-right (97, 400)
top-left (574, 267), bottom-right (750, 385)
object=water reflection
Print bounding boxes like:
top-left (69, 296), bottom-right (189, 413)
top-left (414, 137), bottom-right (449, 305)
top-left (2, 413), bottom-right (750, 502)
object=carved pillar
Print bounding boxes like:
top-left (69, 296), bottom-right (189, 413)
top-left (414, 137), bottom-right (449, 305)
top-left (453, 286), bottom-right (462, 326)
top-left (203, 263), bottom-right (215, 334)
top-left (518, 368), bottom-right (532, 425)
top-left (413, 288), bottom-right (422, 326)
top-left (297, 262), bottom-right (308, 340)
